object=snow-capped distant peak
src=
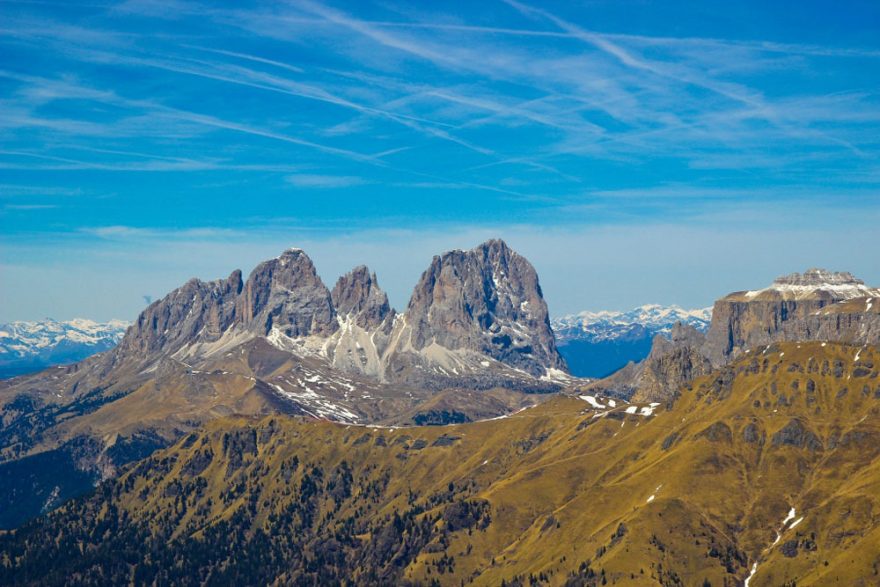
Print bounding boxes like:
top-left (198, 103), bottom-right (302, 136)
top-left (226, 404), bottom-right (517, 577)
top-left (0, 318), bottom-right (129, 377)
top-left (552, 304), bottom-right (712, 343)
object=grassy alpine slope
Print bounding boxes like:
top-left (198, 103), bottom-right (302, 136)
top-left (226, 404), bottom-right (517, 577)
top-left (1, 342), bottom-right (879, 586)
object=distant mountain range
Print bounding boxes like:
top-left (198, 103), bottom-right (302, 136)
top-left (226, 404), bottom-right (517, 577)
top-left (551, 305), bottom-right (712, 378)
top-left (0, 319), bottom-right (128, 378)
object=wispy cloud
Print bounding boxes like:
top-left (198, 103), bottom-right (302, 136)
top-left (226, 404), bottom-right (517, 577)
top-left (0, 184), bottom-right (83, 197)
top-left (3, 203), bottom-right (59, 210)
top-left (0, 0), bottom-right (877, 249)
top-left (285, 174), bottom-right (369, 188)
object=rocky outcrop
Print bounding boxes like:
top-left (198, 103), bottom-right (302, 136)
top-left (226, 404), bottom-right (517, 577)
top-left (590, 269), bottom-right (880, 402)
top-left (392, 239), bottom-right (566, 379)
top-left (788, 296), bottom-right (880, 345)
top-left (236, 248), bottom-right (337, 338)
top-left (331, 266), bottom-right (394, 331)
top-left (109, 241), bottom-right (568, 387)
top-left (325, 267), bottom-right (395, 376)
top-left (705, 269), bottom-right (880, 366)
top-left (583, 322), bottom-right (711, 402)
top-left (116, 270), bottom-right (243, 361)
top-left (115, 249), bottom-right (339, 365)
top-left (633, 323), bottom-right (712, 402)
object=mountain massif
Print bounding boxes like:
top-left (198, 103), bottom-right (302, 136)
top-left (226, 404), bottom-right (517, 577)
top-left (704, 269), bottom-right (880, 366)
top-left (0, 240), bottom-right (567, 527)
top-left (2, 251), bottom-right (879, 586)
top-left (583, 269), bottom-right (880, 404)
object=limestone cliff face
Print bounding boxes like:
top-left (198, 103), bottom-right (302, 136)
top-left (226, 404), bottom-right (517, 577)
top-left (395, 239), bottom-right (567, 378)
top-left (705, 269), bottom-right (880, 366)
top-left (116, 270), bottom-right (243, 360)
top-left (111, 241), bottom-right (567, 386)
top-left (793, 296), bottom-right (880, 344)
top-left (632, 324), bottom-right (712, 402)
top-left (326, 266), bottom-right (396, 376)
top-left (116, 249), bottom-right (337, 363)
top-left (236, 248), bottom-right (337, 338)
top-left (586, 270), bottom-right (880, 404)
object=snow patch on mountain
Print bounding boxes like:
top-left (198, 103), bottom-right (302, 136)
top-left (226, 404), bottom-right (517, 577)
top-left (743, 269), bottom-right (880, 301)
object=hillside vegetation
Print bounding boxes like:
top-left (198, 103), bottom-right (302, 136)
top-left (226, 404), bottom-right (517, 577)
top-left (2, 342), bottom-right (879, 586)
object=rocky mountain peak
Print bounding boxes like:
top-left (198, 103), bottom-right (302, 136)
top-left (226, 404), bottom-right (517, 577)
top-left (403, 239), bottom-right (566, 377)
top-left (331, 266), bottom-right (393, 330)
top-left (117, 269), bottom-right (243, 360)
top-left (238, 249), bottom-right (337, 338)
top-left (648, 322), bottom-right (706, 360)
top-left (118, 249), bottom-right (339, 362)
top-left (731, 268), bottom-right (877, 302)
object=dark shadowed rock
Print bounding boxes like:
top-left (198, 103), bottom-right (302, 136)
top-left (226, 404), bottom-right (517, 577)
top-left (771, 418), bottom-right (823, 451)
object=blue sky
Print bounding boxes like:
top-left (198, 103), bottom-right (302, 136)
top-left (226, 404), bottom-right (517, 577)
top-left (1, 0), bottom-right (879, 321)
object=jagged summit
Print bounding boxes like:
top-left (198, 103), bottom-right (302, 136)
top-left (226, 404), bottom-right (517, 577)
top-left (117, 269), bottom-right (243, 359)
top-left (239, 248), bottom-right (337, 338)
top-left (398, 238), bottom-right (566, 379)
top-left (111, 240), bottom-right (567, 385)
top-left (331, 266), bottom-right (393, 330)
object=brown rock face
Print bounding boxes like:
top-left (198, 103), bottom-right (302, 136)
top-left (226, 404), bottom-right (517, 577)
top-left (331, 266), bottom-right (394, 331)
top-left (403, 239), bottom-right (567, 377)
top-left (116, 270), bottom-right (243, 360)
top-left (632, 323), bottom-right (712, 402)
top-left (117, 249), bottom-right (337, 362)
top-left (587, 270), bottom-right (880, 404)
top-left (800, 296), bottom-right (880, 343)
top-left (705, 269), bottom-right (880, 366)
top-left (584, 323), bottom-right (711, 402)
top-left (115, 241), bottom-right (568, 385)
top-left (236, 249), bottom-right (337, 338)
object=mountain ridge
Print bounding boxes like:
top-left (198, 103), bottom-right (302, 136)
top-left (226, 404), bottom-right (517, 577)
top-left (587, 268), bottom-right (880, 404)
